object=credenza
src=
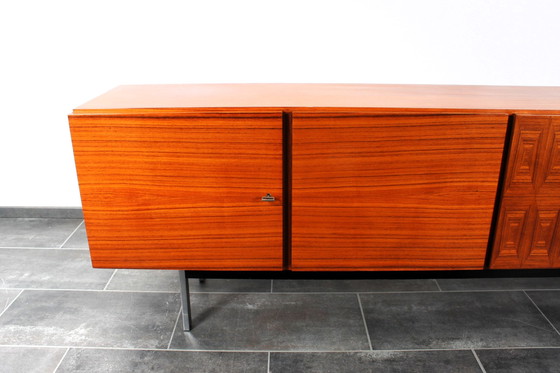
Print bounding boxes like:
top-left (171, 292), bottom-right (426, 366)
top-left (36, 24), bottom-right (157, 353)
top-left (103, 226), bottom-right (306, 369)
top-left (69, 84), bottom-right (560, 329)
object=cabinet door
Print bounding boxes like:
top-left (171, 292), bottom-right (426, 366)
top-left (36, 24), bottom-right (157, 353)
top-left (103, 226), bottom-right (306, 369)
top-left (491, 115), bottom-right (560, 269)
top-left (70, 112), bottom-right (283, 270)
top-left (292, 112), bottom-right (508, 271)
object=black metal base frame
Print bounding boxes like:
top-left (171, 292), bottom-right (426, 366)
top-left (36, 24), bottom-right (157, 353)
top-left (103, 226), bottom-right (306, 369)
top-left (184, 268), bottom-right (560, 280)
top-left (178, 268), bottom-right (559, 331)
top-left (178, 271), bottom-right (192, 331)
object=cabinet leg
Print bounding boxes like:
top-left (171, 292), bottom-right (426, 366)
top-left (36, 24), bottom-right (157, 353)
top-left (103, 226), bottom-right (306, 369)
top-left (178, 270), bottom-right (192, 331)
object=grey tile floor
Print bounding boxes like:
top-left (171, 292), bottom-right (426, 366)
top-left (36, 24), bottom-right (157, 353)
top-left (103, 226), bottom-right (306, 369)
top-left (1, 218), bottom-right (560, 372)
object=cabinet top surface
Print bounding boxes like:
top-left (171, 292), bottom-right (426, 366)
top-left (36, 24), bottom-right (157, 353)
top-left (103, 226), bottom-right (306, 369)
top-left (73, 83), bottom-right (560, 114)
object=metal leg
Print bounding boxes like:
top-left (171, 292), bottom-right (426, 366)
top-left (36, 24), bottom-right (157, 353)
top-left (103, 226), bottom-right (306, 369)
top-left (179, 270), bottom-right (192, 331)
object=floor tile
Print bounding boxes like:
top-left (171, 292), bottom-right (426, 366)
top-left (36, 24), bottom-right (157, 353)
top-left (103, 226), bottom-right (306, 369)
top-left (526, 290), bottom-right (560, 331)
top-left (170, 293), bottom-right (369, 350)
top-left (273, 279), bottom-right (439, 293)
top-left (56, 348), bottom-right (267, 373)
top-left (0, 346), bottom-right (67, 373)
top-left (0, 290), bottom-right (179, 348)
top-left (105, 270), bottom-right (179, 292)
top-left (437, 277), bottom-right (560, 291)
top-left (270, 350), bottom-right (483, 373)
top-left (0, 248), bottom-right (113, 289)
top-left (61, 223), bottom-right (88, 249)
top-left (476, 348), bottom-right (560, 373)
top-left (0, 289), bottom-right (21, 314)
top-left (106, 269), bottom-right (271, 293)
top-left (0, 218), bottom-right (82, 248)
top-left (190, 278), bottom-right (272, 293)
top-left (360, 291), bottom-right (560, 350)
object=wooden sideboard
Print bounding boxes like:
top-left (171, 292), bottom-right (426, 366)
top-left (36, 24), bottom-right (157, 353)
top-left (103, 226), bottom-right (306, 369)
top-left (69, 84), bottom-right (560, 272)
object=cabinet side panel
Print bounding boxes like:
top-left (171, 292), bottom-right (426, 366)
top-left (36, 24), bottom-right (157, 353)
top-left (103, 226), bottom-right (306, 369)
top-left (292, 113), bottom-right (508, 271)
top-left (69, 113), bottom-right (283, 270)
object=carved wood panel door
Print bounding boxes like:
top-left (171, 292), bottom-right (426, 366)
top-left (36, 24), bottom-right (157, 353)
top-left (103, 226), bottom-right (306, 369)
top-left (70, 112), bottom-right (284, 270)
top-left (491, 115), bottom-right (560, 268)
top-left (291, 112), bottom-right (508, 271)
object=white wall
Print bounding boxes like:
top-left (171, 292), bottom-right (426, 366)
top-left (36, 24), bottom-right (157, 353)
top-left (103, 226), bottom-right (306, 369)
top-left (1, 0), bottom-right (559, 207)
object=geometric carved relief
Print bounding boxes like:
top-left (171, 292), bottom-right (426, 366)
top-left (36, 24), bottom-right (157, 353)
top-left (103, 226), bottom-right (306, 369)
top-left (510, 130), bottom-right (544, 187)
top-left (554, 219), bottom-right (560, 266)
top-left (543, 125), bottom-right (560, 184)
top-left (497, 209), bottom-right (528, 261)
top-left (491, 115), bottom-right (560, 269)
top-left (525, 210), bottom-right (559, 265)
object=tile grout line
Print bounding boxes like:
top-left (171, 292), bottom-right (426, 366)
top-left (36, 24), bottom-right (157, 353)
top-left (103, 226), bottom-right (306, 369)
top-left (167, 306), bottom-right (182, 350)
top-left (103, 270), bottom-right (118, 291)
top-left (267, 351), bottom-right (271, 373)
top-left (2, 287), bottom-right (178, 294)
top-left (1, 343), bottom-right (560, 353)
top-left (52, 347), bottom-right (70, 373)
top-left (471, 349), bottom-right (487, 373)
top-left (0, 343), bottom-right (370, 353)
top-left (0, 287), bottom-right (290, 294)
top-left (356, 293), bottom-right (373, 351)
top-left (4, 285), bottom-right (560, 296)
top-left (273, 289), bottom-right (560, 294)
top-left (434, 279), bottom-right (443, 291)
top-left (0, 289), bottom-right (24, 319)
top-left (58, 220), bottom-right (84, 249)
top-left (473, 346), bottom-right (560, 350)
top-left (523, 290), bottom-right (560, 337)
top-left (7, 286), bottom-right (560, 295)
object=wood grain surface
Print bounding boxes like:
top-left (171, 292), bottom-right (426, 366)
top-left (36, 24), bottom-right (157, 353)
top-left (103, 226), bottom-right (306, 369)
top-left (291, 112), bottom-right (508, 271)
top-left (73, 84), bottom-right (560, 114)
top-left (69, 84), bottom-right (560, 272)
top-left (491, 115), bottom-right (560, 268)
top-left (69, 112), bottom-right (284, 270)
